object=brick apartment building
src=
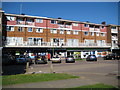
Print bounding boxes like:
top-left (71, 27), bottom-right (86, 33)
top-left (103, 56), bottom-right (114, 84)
top-left (1, 11), bottom-right (120, 58)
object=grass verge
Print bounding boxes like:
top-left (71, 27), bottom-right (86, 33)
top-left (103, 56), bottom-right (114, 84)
top-left (63, 83), bottom-right (118, 90)
top-left (75, 58), bottom-right (86, 61)
top-left (2, 73), bottom-right (79, 86)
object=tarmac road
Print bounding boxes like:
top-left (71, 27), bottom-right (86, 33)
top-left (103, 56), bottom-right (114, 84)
top-left (2, 60), bottom-right (120, 88)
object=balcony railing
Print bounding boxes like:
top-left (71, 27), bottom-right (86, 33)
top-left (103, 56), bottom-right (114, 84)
top-left (89, 28), bottom-right (94, 31)
top-left (112, 36), bottom-right (118, 40)
top-left (4, 41), bottom-right (111, 47)
top-left (16, 21), bottom-right (35, 26)
top-left (59, 25), bottom-right (72, 29)
top-left (111, 29), bottom-right (118, 33)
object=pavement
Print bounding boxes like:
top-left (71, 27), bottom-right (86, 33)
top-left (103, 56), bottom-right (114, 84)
top-left (2, 60), bottom-right (120, 88)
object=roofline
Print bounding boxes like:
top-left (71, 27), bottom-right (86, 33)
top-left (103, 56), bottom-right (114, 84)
top-left (4, 13), bottom-right (118, 26)
top-left (0, 10), bottom-right (4, 12)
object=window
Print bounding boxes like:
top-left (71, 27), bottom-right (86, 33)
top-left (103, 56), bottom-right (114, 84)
top-left (111, 26), bottom-right (116, 29)
top-left (101, 26), bottom-right (104, 29)
top-left (18, 27), bottom-right (23, 32)
top-left (51, 20), bottom-right (56, 24)
top-left (100, 33), bottom-right (105, 36)
top-left (28, 27), bottom-right (32, 32)
top-left (96, 32), bottom-right (99, 36)
top-left (60, 30), bottom-right (64, 34)
top-left (51, 29), bottom-right (57, 34)
top-left (36, 28), bottom-right (43, 33)
top-left (84, 24), bottom-right (89, 27)
top-left (36, 19), bottom-right (43, 23)
top-left (7, 26), bottom-right (14, 31)
top-left (73, 23), bottom-right (78, 26)
top-left (26, 18), bottom-right (33, 22)
top-left (67, 30), bottom-right (71, 34)
top-left (73, 31), bottom-right (78, 35)
top-left (91, 32), bottom-right (94, 36)
top-left (6, 16), bottom-right (15, 21)
top-left (84, 32), bottom-right (89, 36)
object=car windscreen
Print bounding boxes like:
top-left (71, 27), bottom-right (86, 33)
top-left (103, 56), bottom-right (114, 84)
top-left (19, 55), bottom-right (25, 58)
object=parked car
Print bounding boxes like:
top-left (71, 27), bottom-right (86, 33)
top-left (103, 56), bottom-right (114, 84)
top-left (86, 55), bottom-right (97, 61)
top-left (35, 55), bottom-right (47, 64)
top-left (66, 56), bottom-right (75, 63)
top-left (16, 55), bottom-right (32, 64)
top-left (104, 53), bottom-right (120, 60)
top-left (2, 54), bottom-right (16, 65)
top-left (50, 56), bottom-right (61, 63)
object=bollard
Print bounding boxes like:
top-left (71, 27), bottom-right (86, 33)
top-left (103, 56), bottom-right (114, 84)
top-left (48, 61), bottom-right (54, 73)
top-left (26, 62), bottom-right (29, 73)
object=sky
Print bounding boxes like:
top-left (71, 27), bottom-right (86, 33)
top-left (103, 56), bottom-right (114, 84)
top-left (2, 2), bottom-right (119, 25)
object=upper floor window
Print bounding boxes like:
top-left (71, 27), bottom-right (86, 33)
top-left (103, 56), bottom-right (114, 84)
top-left (6, 16), bottom-right (15, 21)
top-left (18, 27), bottom-right (23, 32)
top-left (51, 20), bottom-right (57, 24)
top-left (73, 31), bottom-right (78, 35)
top-left (73, 23), bottom-right (78, 26)
top-left (100, 33), bottom-right (105, 36)
top-left (96, 32), bottom-right (99, 36)
top-left (111, 26), bottom-right (116, 29)
top-left (101, 26), bottom-right (104, 29)
top-left (51, 29), bottom-right (57, 34)
top-left (60, 30), bottom-right (64, 34)
top-left (36, 28), bottom-right (43, 33)
top-left (28, 27), bottom-right (32, 32)
top-left (26, 18), bottom-right (33, 22)
top-left (67, 30), bottom-right (71, 34)
top-left (36, 19), bottom-right (43, 23)
top-left (84, 24), bottom-right (89, 27)
top-left (84, 32), bottom-right (89, 36)
top-left (91, 32), bottom-right (94, 36)
top-left (7, 26), bottom-right (14, 31)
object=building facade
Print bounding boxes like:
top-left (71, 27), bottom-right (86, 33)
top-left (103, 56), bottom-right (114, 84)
top-left (2, 12), bottom-right (119, 58)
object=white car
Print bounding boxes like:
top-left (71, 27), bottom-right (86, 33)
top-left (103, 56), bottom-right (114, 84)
top-left (50, 56), bottom-right (61, 63)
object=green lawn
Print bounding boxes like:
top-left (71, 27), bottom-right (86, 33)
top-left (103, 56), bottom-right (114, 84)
top-left (75, 58), bottom-right (86, 61)
top-left (2, 73), bottom-right (79, 86)
top-left (64, 83), bottom-right (118, 90)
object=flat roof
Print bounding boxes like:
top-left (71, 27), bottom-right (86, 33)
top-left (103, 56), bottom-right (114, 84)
top-left (4, 13), bottom-right (118, 26)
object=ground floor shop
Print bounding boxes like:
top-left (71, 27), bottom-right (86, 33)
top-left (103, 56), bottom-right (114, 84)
top-left (2, 47), bottom-right (111, 59)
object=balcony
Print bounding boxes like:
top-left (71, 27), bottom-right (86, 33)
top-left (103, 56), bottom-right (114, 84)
top-left (25, 22), bottom-right (35, 26)
top-left (89, 28), bottom-right (94, 31)
top-left (112, 36), bottom-right (118, 40)
top-left (4, 41), bottom-right (111, 48)
top-left (58, 25), bottom-right (72, 30)
top-left (111, 29), bottom-right (118, 33)
top-left (95, 28), bottom-right (100, 32)
top-left (16, 21), bottom-right (25, 25)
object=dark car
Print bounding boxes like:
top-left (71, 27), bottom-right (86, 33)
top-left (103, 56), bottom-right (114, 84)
top-left (104, 53), bottom-right (120, 60)
top-left (86, 55), bottom-right (97, 61)
top-left (66, 56), bottom-right (75, 63)
top-left (16, 55), bottom-right (32, 64)
top-left (2, 54), bottom-right (16, 65)
top-left (35, 55), bottom-right (47, 64)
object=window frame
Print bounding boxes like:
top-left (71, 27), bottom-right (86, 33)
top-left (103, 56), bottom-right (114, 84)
top-left (73, 23), bottom-right (78, 26)
top-left (50, 29), bottom-right (57, 34)
top-left (28, 27), bottom-right (33, 32)
top-left (73, 30), bottom-right (78, 35)
top-left (36, 28), bottom-right (43, 33)
top-left (7, 26), bottom-right (14, 31)
top-left (84, 31), bottom-right (89, 36)
top-left (100, 33), bottom-right (105, 36)
top-left (91, 32), bottom-right (94, 36)
top-left (50, 20), bottom-right (57, 24)
top-left (36, 18), bottom-right (43, 23)
top-left (60, 29), bottom-right (64, 34)
top-left (18, 27), bottom-right (23, 32)
top-left (66, 30), bottom-right (71, 34)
